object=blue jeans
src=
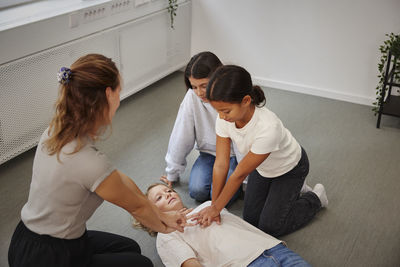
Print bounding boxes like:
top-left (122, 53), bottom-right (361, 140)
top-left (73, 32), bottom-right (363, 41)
top-left (248, 243), bottom-right (311, 267)
top-left (189, 152), bottom-right (239, 205)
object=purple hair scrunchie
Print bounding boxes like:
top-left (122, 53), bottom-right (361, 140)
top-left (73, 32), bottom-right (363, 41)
top-left (57, 67), bottom-right (72, 84)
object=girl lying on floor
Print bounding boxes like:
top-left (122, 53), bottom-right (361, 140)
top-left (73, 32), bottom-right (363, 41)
top-left (134, 183), bottom-right (311, 267)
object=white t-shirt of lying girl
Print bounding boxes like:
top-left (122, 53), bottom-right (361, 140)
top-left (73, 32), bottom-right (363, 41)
top-left (156, 201), bottom-right (282, 267)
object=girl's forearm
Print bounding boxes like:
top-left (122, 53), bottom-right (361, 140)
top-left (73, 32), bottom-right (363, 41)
top-left (213, 151), bottom-right (270, 210)
top-left (214, 172), bottom-right (246, 211)
top-left (211, 166), bottom-right (229, 202)
top-left (212, 136), bottom-right (232, 202)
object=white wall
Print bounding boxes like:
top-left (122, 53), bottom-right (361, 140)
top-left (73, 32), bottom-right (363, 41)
top-left (191, 0), bottom-right (400, 106)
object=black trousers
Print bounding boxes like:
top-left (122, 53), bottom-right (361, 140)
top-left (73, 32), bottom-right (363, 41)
top-left (8, 221), bottom-right (153, 267)
top-left (243, 147), bottom-right (321, 237)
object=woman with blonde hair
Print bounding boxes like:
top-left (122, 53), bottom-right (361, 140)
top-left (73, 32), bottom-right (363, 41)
top-left (8, 54), bottom-right (187, 267)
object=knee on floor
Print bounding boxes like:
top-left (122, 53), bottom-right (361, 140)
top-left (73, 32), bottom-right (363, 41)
top-left (189, 186), bottom-right (210, 202)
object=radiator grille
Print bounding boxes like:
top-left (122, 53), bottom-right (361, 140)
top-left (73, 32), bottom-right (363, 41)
top-left (0, 31), bottom-right (119, 165)
top-left (0, 2), bottom-right (191, 165)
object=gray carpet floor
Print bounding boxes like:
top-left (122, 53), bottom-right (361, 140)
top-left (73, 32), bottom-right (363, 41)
top-left (1, 71), bottom-right (400, 267)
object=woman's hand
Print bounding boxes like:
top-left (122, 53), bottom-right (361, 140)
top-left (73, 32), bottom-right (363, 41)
top-left (190, 204), bottom-right (221, 228)
top-left (159, 208), bottom-right (196, 233)
top-left (160, 175), bottom-right (173, 188)
top-left (160, 210), bottom-right (186, 233)
top-left (180, 208), bottom-right (198, 227)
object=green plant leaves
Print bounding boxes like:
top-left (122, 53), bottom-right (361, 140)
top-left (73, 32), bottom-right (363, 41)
top-left (168, 0), bottom-right (178, 29)
top-left (372, 33), bottom-right (400, 115)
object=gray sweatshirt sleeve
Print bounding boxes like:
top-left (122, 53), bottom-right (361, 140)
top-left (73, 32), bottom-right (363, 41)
top-left (165, 91), bottom-right (196, 182)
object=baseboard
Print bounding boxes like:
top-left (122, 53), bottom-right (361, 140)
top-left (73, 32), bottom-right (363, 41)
top-left (252, 76), bottom-right (374, 106)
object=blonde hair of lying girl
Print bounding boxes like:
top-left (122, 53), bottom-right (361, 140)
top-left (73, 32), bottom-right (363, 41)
top-left (134, 183), bottom-right (311, 267)
top-left (133, 183), bottom-right (192, 237)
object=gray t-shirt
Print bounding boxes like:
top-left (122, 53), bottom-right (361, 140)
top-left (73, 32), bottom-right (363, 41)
top-left (21, 128), bottom-right (115, 239)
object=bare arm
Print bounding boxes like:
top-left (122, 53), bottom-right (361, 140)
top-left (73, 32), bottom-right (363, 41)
top-left (213, 151), bottom-right (270, 211)
top-left (211, 135), bottom-right (232, 202)
top-left (182, 258), bottom-right (202, 267)
top-left (95, 170), bottom-right (185, 233)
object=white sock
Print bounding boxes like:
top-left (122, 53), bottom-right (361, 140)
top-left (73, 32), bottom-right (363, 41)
top-left (300, 181), bottom-right (312, 194)
top-left (312, 183), bottom-right (328, 208)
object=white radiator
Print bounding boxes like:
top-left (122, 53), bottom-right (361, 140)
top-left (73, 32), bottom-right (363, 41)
top-left (0, 0), bottom-right (191, 165)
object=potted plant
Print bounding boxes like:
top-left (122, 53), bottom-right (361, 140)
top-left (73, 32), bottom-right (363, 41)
top-left (168, 0), bottom-right (178, 29)
top-left (372, 33), bottom-right (400, 114)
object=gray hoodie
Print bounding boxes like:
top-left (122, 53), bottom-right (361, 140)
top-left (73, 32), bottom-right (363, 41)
top-left (165, 89), bottom-right (236, 182)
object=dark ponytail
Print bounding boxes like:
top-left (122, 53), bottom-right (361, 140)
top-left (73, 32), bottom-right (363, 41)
top-left (184, 51), bottom-right (222, 90)
top-left (250, 85), bottom-right (266, 107)
top-left (206, 65), bottom-right (266, 107)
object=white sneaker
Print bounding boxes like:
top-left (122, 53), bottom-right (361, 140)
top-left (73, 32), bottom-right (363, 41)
top-left (312, 183), bottom-right (328, 208)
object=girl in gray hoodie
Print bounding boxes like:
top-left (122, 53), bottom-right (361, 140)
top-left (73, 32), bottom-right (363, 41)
top-left (161, 52), bottom-right (241, 204)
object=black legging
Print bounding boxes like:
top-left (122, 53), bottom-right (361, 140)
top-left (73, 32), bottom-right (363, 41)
top-left (87, 230), bottom-right (152, 267)
top-left (243, 147), bottom-right (321, 237)
top-left (8, 221), bottom-right (153, 267)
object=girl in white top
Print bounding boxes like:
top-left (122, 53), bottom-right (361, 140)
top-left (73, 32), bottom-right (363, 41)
top-left (8, 54), bottom-right (187, 267)
top-left (136, 183), bottom-right (311, 267)
top-left (196, 65), bottom-right (328, 237)
top-left (162, 52), bottom-right (240, 204)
